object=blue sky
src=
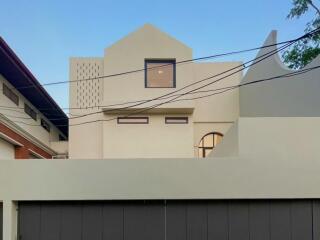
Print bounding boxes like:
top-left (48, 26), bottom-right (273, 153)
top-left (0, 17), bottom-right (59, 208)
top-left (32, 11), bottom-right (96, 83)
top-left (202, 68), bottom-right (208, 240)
top-left (0, 0), bottom-right (314, 110)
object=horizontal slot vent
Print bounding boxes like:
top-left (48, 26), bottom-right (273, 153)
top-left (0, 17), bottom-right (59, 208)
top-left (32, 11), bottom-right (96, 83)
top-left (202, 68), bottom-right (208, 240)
top-left (117, 117), bottom-right (149, 124)
top-left (165, 117), bottom-right (188, 124)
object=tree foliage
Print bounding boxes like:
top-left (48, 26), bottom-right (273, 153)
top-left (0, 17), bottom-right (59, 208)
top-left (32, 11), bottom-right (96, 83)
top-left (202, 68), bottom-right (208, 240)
top-left (283, 0), bottom-right (320, 69)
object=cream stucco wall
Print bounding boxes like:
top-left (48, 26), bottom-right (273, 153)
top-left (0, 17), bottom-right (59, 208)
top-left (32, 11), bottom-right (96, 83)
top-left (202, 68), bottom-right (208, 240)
top-left (69, 24), bottom-right (241, 159)
top-left (69, 113), bottom-right (104, 159)
top-left (1, 136), bottom-right (320, 200)
top-left (240, 31), bottom-right (320, 117)
top-left (103, 114), bottom-right (194, 158)
top-left (211, 117), bottom-right (320, 159)
top-left (211, 30), bottom-right (320, 158)
top-left (102, 24), bottom-right (193, 108)
top-left (0, 138), bottom-right (14, 159)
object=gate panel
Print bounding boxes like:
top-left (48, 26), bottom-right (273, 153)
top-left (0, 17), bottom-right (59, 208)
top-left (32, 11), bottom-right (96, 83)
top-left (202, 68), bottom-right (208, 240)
top-left (18, 200), bottom-right (319, 240)
top-left (19, 203), bottom-right (41, 240)
top-left (208, 201), bottom-right (228, 240)
top-left (229, 201), bottom-right (250, 240)
top-left (40, 203), bottom-right (60, 240)
top-left (60, 203), bottom-right (82, 240)
top-left (248, 201), bottom-right (270, 240)
top-left (102, 203), bottom-right (124, 240)
top-left (270, 201), bottom-right (291, 240)
top-left (82, 203), bottom-right (103, 240)
top-left (144, 202), bottom-right (165, 240)
top-left (291, 200), bottom-right (313, 240)
top-left (166, 201), bottom-right (187, 240)
top-left (187, 201), bottom-right (208, 240)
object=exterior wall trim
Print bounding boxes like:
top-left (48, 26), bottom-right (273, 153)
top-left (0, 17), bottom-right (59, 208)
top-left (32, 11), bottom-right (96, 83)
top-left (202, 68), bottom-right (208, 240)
top-left (0, 132), bottom-right (23, 147)
top-left (28, 149), bottom-right (45, 159)
top-left (0, 123), bottom-right (52, 159)
top-left (0, 115), bottom-right (56, 156)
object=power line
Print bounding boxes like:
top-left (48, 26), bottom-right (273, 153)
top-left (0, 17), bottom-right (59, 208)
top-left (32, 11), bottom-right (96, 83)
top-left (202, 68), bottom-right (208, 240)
top-left (0, 38), bottom-right (304, 123)
top-left (4, 64), bottom-right (319, 127)
top-left (50, 39), bottom-right (296, 121)
top-left (173, 65), bottom-right (320, 102)
top-left (4, 65), bottom-right (318, 121)
top-left (69, 64), bottom-right (320, 126)
top-left (13, 40), bottom-right (293, 91)
top-left (82, 27), bottom-right (317, 117)
top-left (4, 27), bottom-right (318, 114)
top-left (0, 42), bottom-right (304, 125)
top-left (2, 28), bottom-right (319, 125)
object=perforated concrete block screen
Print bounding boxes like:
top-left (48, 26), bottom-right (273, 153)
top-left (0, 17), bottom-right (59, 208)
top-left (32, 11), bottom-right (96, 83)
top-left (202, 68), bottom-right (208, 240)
top-left (75, 61), bottom-right (102, 108)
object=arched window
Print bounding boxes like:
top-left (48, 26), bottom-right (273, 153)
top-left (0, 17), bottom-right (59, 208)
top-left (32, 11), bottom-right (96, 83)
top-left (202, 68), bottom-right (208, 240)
top-left (198, 132), bottom-right (223, 158)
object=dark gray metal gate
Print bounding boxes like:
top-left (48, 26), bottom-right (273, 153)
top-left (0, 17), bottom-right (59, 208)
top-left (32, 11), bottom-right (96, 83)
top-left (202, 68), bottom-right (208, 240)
top-left (18, 200), bottom-right (320, 240)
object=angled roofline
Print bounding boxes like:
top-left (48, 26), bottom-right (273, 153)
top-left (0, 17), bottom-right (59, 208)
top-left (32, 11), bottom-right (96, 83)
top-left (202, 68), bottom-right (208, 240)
top-left (105, 23), bottom-right (192, 52)
top-left (0, 37), bottom-right (68, 137)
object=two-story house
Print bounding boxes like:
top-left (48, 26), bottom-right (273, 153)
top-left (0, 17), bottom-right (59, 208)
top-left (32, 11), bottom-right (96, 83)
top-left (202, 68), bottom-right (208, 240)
top-left (2, 28), bottom-right (320, 240)
top-left (69, 24), bottom-right (241, 159)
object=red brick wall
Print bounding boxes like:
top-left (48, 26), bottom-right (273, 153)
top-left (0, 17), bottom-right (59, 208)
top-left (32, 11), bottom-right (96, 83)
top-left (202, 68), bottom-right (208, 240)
top-left (0, 122), bottom-right (52, 159)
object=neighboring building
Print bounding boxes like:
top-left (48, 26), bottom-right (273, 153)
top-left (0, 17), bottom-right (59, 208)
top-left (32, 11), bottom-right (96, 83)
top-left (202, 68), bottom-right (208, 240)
top-left (69, 24), bottom-right (241, 159)
top-left (0, 37), bottom-right (68, 159)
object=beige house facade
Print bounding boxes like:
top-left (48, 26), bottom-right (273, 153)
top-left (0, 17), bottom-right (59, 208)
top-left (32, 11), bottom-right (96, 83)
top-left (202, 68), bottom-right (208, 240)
top-left (69, 24), bottom-right (241, 159)
top-left (1, 27), bottom-right (320, 240)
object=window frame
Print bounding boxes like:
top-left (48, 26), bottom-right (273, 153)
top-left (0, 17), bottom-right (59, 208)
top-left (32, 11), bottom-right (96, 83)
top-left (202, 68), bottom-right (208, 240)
top-left (40, 118), bottom-right (51, 132)
top-left (144, 59), bottom-right (176, 88)
top-left (198, 132), bottom-right (223, 158)
top-left (117, 117), bottom-right (149, 124)
top-left (165, 117), bottom-right (188, 124)
top-left (3, 83), bottom-right (19, 105)
top-left (24, 103), bottom-right (37, 121)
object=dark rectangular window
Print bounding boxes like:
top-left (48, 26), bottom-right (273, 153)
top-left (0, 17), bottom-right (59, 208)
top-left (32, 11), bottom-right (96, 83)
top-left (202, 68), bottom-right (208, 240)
top-left (165, 117), bottom-right (188, 124)
top-left (3, 83), bottom-right (19, 105)
top-left (117, 117), bottom-right (149, 124)
top-left (41, 118), bottom-right (51, 132)
top-left (24, 103), bottom-right (37, 121)
top-left (145, 59), bottom-right (176, 88)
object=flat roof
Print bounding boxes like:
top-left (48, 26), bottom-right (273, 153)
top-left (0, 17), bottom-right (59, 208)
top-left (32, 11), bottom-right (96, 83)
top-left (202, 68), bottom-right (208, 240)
top-left (0, 37), bottom-right (68, 136)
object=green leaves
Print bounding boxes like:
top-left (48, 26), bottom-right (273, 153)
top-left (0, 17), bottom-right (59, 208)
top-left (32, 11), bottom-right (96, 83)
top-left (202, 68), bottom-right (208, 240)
top-left (283, 0), bottom-right (320, 69)
top-left (283, 42), bottom-right (320, 69)
top-left (287, 0), bottom-right (310, 19)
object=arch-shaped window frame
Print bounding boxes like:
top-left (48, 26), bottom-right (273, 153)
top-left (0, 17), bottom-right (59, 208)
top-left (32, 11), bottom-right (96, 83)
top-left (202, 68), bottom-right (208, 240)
top-left (198, 132), bottom-right (224, 158)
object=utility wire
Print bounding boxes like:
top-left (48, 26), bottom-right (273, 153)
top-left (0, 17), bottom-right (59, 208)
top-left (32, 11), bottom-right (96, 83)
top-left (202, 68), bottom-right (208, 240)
top-left (0, 42), bottom-right (299, 125)
top-left (48, 39), bottom-right (296, 121)
top-left (3, 64), bottom-right (319, 127)
top-left (173, 65), bottom-right (320, 102)
top-left (2, 28), bottom-right (319, 125)
top-left (4, 28), bottom-right (318, 112)
top-left (14, 40), bottom-right (293, 91)
top-left (66, 27), bottom-right (318, 119)
top-left (1, 40), bottom-right (287, 112)
top-left (0, 38), bottom-right (306, 122)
